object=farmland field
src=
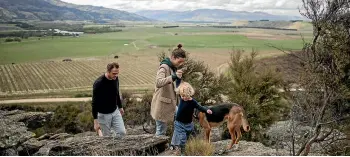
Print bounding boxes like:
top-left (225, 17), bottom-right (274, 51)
top-left (0, 55), bottom-right (158, 95)
top-left (0, 24), bottom-right (313, 96)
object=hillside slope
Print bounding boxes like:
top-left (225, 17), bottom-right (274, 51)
top-left (135, 9), bottom-right (305, 22)
top-left (0, 0), bottom-right (151, 22)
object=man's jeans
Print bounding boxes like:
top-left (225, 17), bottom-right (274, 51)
top-left (97, 109), bottom-right (126, 137)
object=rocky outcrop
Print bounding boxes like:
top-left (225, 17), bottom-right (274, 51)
top-left (212, 140), bottom-right (324, 156)
top-left (159, 140), bottom-right (325, 156)
top-left (17, 138), bottom-right (48, 156)
top-left (0, 110), bottom-right (169, 156)
top-left (7, 111), bottom-right (53, 130)
top-left (35, 134), bottom-right (168, 156)
top-left (0, 109), bottom-right (53, 130)
top-left (0, 110), bottom-right (36, 155)
top-left (1, 109), bottom-right (333, 156)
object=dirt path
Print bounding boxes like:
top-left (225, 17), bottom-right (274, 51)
top-left (0, 97), bottom-right (92, 104)
top-left (132, 41), bottom-right (139, 50)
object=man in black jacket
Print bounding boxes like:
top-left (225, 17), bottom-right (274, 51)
top-left (92, 62), bottom-right (126, 137)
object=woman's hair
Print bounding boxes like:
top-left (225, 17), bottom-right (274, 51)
top-left (171, 44), bottom-right (186, 59)
top-left (176, 81), bottom-right (195, 97)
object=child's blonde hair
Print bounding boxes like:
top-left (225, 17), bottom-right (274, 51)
top-left (176, 81), bottom-right (195, 97)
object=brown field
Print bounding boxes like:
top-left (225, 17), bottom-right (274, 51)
top-left (0, 48), bottom-right (285, 96)
top-left (0, 53), bottom-right (158, 95)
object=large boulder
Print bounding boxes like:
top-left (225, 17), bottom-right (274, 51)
top-left (17, 138), bottom-right (48, 156)
top-left (0, 111), bottom-right (35, 155)
top-left (0, 109), bottom-right (170, 156)
top-left (35, 134), bottom-right (169, 156)
top-left (5, 111), bottom-right (53, 130)
top-left (0, 111), bottom-right (35, 148)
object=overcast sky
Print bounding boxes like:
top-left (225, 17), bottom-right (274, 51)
top-left (61, 0), bottom-right (305, 16)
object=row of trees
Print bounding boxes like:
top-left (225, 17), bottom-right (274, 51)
top-left (83, 26), bottom-right (122, 34)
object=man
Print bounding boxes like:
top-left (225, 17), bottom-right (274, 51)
top-left (92, 62), bottom-right (126, 137)
top-left (151, 44), bottom-right (187, 136)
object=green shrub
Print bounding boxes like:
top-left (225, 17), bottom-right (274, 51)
top-left (14, 37), bottom-right (21, 42)
top-left (223, 49), bottom-right (289, 142)
top-left (123, 92), bottom-right (153, 126)
top-left (5, 38), bottom-right (14, 42)
top-left (74, 93), bottom-right (92, 98)
top-left (42, 102), bottom-right (92, 134)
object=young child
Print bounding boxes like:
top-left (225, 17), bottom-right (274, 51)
top-left (170, 81), bottom-right (213, 155)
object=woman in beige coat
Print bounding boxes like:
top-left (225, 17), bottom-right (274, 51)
top-left (151, 44), bottom-right (187, 136)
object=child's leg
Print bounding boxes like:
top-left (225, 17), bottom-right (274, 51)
top-left (171, 121), bottom-right (185, 149)
top-left (179, 122), bottom-right (194, 155)
top-left (170, 128), bottom-right (179, 149)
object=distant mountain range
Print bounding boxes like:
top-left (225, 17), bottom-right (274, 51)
top-left (135, 9), bottom-right (306, 22)
top-left (0, 0), bottom-right (151, 22)
top-left (0, 0), bottom-right (305, 23)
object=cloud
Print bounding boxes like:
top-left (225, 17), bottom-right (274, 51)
top-left (61, 0), bottom-right (304, 16)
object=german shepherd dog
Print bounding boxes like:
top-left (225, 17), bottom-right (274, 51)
top-left (195, 103), bottom-right (250, 149)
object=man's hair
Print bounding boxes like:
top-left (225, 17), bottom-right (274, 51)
top-left (107, 62), bottom-right (119, 72)
top-left (171, 44), bottom-right (186, 59)
top-left (176, 81), bottom-right (195, 97)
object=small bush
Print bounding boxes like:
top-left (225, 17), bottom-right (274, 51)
top-left (14, 37), bottom-right (21, 42)
top-left (4, 38), bottom-right (21, 42)
top-left (74, 93), bottom-right (92, 98)
top-left (123, 92), bottom-right (153, 126)
top-left (185, 137), bottom-right (215, 156)
top-left (42, 102), bottom-right (92, 134)
top-left (5, 38), bottom-right (14, 42)
top-left (76, 104), bottom-right (94, 132)
top-left (32, 127), bottom-right (46, 137)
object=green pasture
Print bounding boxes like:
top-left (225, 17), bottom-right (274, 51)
top-left (147, 34), bottom-right (306, 50)
top-left (0, 26), bottom-right (311, 64)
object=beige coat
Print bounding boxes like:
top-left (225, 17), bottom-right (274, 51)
top-left (150, 64), bottom-right (178, 123)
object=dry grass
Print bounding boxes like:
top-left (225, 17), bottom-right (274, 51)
top-left (90, 146), bottom-right (160, 156)
top-left (185, 136), bottom-right (215, 156)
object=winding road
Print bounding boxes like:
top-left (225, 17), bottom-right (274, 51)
top-left (0, 97), bottom-right (92, 104)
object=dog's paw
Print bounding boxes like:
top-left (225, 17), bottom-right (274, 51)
top-left (226, 145), bottom-right (240, 152)
top-left (233, 144), bottom-right (240, 151)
